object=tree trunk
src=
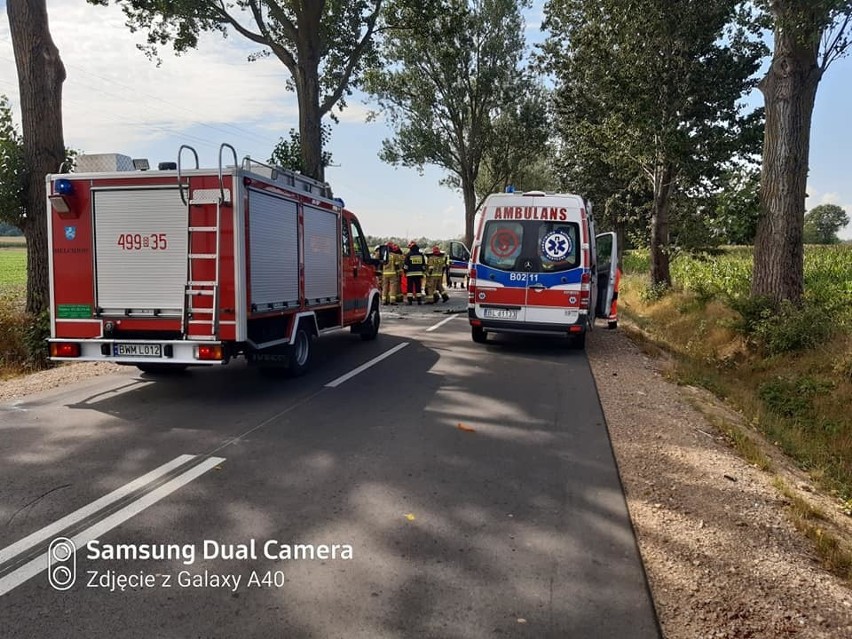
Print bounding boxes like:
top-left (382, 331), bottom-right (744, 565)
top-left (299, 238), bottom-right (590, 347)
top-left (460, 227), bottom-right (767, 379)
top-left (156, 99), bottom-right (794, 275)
top-left (7, 0), bottom-right (66, 315)
top-left (649, 163), bottom-right (674, 288)
top-left (751, 22), bottom-right (821, 306)
top-left (294, 37), bottom-right (324, 183)
top-left (462, 176), bottom-right (477, 250)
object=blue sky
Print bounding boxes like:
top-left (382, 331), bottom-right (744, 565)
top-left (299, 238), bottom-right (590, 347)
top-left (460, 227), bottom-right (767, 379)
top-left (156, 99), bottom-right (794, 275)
top-left (0, 0), bottom-right (850, 239)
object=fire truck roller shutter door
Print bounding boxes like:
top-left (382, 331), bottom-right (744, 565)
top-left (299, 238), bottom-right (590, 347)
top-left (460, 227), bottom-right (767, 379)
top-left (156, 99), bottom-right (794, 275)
top-left (303, 206), bottom-right (340, 303)
top-left (93, 188), bottom-right (188, 314)
top-left (248, 191), bottom-right (299, 309)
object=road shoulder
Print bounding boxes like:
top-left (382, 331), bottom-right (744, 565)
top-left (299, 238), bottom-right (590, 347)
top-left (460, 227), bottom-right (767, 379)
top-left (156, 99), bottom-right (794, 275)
top-left (587, 326), bottom-right (852, 639)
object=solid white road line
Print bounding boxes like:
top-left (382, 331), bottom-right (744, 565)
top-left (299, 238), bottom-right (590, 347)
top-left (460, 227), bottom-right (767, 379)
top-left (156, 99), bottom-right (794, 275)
top-left (0, 456), bottom-right (225, 597)
top-left (0, 454), bottom-right (196, 567)
top-left (325, 342), bottom-right (409, 388)
top-left (425, 315), bottom-right (457, 333)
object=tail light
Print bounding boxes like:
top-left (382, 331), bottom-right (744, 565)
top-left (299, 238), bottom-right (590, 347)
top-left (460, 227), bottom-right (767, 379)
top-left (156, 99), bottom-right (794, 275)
top-left (196, 344), bottom-right (224, 361)
top-left (50, 342), bottom-right (81, 358)
top-left (468, 267), bottom-right (477, 302)
top-left (580, 271), bottom-right (591, 309)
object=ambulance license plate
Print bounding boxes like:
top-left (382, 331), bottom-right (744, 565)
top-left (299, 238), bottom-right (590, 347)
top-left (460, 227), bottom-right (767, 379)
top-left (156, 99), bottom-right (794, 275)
top-left (114, 343), bottom-right (162, 358)
top-left (483, 308), bottom-right (518, 320)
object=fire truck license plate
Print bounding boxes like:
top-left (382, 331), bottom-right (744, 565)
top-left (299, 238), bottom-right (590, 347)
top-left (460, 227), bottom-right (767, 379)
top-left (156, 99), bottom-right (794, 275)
top-left (113, 343), bottom-right (162, 358)
top-left (482, 308), bottom-right (518, 320)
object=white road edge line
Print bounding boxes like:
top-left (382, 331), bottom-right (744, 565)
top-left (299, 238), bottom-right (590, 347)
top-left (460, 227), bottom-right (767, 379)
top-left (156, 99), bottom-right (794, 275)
top-left (0, 454), bottom-right (196, 566)
top-left (325, 343), bottom-right (409, 388)
top-left (0, 456), bottom-right (225, 597)
top-left (425, 315), bottom-right (457, 333)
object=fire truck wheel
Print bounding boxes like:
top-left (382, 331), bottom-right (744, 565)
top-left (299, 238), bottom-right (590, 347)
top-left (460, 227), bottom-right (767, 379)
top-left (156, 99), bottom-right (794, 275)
top-left (471, 325), bottom-right (488, 344)
top-left (136, 363), bottom-right (188, 375)
top-left (607, 320), bottom-right (618, 330)
top-left (286, 326), bottom-right (313, 377)
top-left (359, 300), bottom-right (381, 341)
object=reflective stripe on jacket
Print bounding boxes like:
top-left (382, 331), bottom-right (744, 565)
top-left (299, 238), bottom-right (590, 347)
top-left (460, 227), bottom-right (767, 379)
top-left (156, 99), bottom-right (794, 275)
top-left (404, 253), bottom-right (426, 276)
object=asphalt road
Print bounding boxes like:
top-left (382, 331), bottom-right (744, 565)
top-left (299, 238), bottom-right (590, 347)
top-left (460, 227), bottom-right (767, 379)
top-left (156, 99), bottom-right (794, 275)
top-left (0, 298), bottom-right (660, 638)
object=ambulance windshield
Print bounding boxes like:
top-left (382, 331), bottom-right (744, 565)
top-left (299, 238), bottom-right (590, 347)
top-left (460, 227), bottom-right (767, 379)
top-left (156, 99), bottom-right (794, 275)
top-left (480, 220), bottom-right (580, 272)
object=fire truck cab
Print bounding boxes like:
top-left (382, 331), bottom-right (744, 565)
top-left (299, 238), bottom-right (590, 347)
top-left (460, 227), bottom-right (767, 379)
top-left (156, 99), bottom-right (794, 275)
top-left (46, 144), bottom-right (381, 376)
top-left (467, 190), bottom-right (619, 349)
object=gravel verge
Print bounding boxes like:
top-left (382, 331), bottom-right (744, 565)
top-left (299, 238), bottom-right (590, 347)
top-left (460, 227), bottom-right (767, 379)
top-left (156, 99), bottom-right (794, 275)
top-left (587, 325), bottom-right (852, 638)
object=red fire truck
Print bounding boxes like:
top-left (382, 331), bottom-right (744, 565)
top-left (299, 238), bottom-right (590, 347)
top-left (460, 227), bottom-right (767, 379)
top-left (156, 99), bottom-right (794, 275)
top-left (46, 144), bottom-right (381, 376)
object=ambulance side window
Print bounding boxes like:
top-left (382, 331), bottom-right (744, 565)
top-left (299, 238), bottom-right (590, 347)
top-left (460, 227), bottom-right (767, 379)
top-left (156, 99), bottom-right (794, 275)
top-left (450, 242), bottom-right (470, 261)
top-left (480, 221), bottom-right (524, 271)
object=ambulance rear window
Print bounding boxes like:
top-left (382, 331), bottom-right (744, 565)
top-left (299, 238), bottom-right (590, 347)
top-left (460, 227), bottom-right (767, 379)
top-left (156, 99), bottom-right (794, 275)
top-left (481, 221), bottom-right (524, 270)
top-left (537, 222), bottom-right (580, 271)
top-left (480, 220), bottom-right (580, 272)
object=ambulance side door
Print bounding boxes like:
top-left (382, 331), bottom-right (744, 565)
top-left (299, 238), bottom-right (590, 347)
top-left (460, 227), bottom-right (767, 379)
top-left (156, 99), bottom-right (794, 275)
top-left (448, 241), bottom-right (470, 284)
top-left (594, 232), bottom-right (618, 318)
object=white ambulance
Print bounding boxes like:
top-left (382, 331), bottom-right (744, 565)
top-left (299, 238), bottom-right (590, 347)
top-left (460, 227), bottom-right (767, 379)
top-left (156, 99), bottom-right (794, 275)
top-left (467, 190), bottom-right (619, 349)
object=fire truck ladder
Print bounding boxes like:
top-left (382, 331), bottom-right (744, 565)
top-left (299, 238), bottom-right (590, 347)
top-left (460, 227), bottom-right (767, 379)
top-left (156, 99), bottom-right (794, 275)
top-left (179, 143), bottom-right (235, 337)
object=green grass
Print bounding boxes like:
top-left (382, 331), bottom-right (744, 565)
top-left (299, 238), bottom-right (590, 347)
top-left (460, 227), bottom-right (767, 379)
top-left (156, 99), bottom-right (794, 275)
top-left (0, 248), bottom-right (26, 293)
top-left (624, 244), bottom-right (852, 328)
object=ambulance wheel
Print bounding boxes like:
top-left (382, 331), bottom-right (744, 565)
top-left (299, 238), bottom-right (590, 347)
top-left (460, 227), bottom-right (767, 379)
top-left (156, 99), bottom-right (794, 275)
top-left (136, 363), bottom-right (188, 375)
top-left (570, 331), bottom-right (587, 350)
top-left (607, 320), bottom-right (618, 330)
top-left (359, 300), bottom-right (381, 341)
top-left (471, 326), bottom-right (488, 344)
top-left (286, 326), bottom-right (313, 377)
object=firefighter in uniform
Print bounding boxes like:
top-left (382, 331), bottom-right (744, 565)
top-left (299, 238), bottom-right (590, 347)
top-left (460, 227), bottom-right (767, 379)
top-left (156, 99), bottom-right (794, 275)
top-left (390, 243), bottom-right (405, 303)
top-left (403, 241), bottom-right (426, 304)
top-left (426, 246), bottom-right (450, 303)
top-left (381, 242), bottom-right (399, 305)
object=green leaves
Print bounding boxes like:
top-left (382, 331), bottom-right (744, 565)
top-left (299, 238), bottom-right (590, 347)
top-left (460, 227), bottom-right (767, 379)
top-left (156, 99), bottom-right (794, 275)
top-left (364, 0), bottom-right (538, 197)
top-left (542, 0), bottom-right (766, 245)
top-left (0, 95), bottom-right (25, 230)
top-left (804, 204), bottom-right (850, 244)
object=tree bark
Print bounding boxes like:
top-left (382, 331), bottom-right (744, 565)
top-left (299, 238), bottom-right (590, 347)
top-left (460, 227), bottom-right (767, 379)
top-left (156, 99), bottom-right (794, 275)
top-left (7, 0), bottom-right (66, 315)
top-left (295, 58), bottom-right (324, 182)
top-left (649, 163), bottom-right (674, 288)
top-left (462, 175), bottom-right (477, 250)
top-left (752, 16), bottom-right (822, 305)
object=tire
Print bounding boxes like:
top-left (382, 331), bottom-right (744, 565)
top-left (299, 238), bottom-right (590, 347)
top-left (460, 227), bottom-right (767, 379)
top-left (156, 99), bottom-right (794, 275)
top-left (359, 300), bottom-right (381, 341)
top-left (570, 331), bottom-right (587, 350)
top-left (471, 325), bottom-right (487, 344)
top-left (285, 326), bottom-right (313, 377)
top-left (136, 363), bottom-right (188, 375)
top-left (607, 320), bottom-right (618, 330)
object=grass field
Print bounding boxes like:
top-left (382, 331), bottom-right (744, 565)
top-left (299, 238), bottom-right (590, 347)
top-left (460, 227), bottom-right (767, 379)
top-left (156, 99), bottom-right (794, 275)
top-left (0, 247), bottom-right (26, 294)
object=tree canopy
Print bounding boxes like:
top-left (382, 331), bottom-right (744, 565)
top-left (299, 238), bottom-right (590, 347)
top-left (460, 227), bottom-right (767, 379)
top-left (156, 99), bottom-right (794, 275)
top-left (803, 203), bottom-right (849, 244)
top-left (0, 95), bottom-right (25, 232)
top-left (90, 0), bottom-right (383, 181)
top-left (541, 0), bottom-right (765, 285)
top-left (363, 0), bottom-right (541, 247)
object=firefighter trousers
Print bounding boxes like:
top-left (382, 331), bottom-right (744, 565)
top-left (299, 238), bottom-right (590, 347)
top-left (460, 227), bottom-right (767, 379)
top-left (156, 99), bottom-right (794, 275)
top-left (427, 276), bottom-right (449, 302)
top-left (381, 274), bottom-right (398, 304)
top-left (406, 275), bottom-right (423, 303)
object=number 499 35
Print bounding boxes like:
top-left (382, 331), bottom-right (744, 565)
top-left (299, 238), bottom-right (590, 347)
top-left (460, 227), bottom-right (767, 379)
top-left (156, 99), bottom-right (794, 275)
top-left (117, 233), bottom-right (168, 250)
